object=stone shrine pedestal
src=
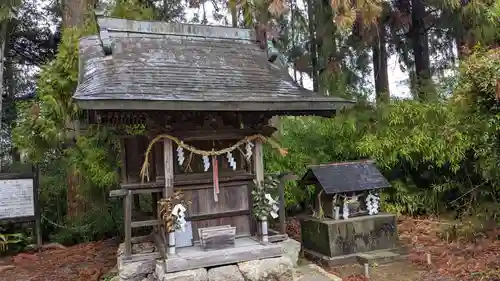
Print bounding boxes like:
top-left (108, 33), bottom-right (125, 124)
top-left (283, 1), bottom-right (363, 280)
top-left (300, 213), bottom-right (404, 266)
top-left (116, 238), bottom-right (301, 281)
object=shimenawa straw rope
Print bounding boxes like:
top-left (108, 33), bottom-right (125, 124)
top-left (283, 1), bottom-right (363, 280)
top-left (139, 134), bottom-right (287, 182)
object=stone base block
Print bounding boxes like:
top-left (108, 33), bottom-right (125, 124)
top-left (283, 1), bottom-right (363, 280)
top-left (156, 267), bottom-right (208, 281)
top-left (238, 256), bottom-right (294, 281)
top-left (356, 250), bottom-right (404, 265)
top-left (300, 213), bottom-right (399, 258)
top-left (118, 259), bottom-right (156, 281)
top-left (116, 238), bottom-right (301, 281)
top-left (304, 247), bottom-right (406, 267)
top-left (208, 265), bottom-right (245, 281)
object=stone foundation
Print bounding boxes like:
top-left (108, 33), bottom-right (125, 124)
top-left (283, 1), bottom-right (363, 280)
top-left (300, 213), bottom-right (399, 258)
top-left (117, 238), bottom-right (301, 281)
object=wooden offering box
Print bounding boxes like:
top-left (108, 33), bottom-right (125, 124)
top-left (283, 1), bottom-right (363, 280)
top-left (198, 225), bottom-right (236, 251)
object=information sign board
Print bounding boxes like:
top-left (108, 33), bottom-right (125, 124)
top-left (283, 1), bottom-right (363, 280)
top-left (0, 178), bottom-right (35, 220)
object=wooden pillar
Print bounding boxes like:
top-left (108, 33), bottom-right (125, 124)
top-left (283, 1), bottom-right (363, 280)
top-left (163, 139), bottom-right (175, 255)
top-left (278, 178), bottom-right (286, 235)
top-left (124, 190), bottom-right (132, 257)
top-left (253, 140), bottom-right (264, 184)
top-left (149, 138), bottom-right (158, 225)
top-left (253, 140), bottom-right (266, 243)
top-left (120, 138), bottom-right (133, 257)
top-left (154, 142), bottom-right (162, 182)
top-left (163, 139), bottom-right (174, 197)
top-left (120, 138), bottom-right (128, 182)
top-left (133, 138), bottom-right (145, 211)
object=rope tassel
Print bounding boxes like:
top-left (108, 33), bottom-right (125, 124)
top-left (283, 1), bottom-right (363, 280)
top-left (212, 155), bottom-right (219, 202)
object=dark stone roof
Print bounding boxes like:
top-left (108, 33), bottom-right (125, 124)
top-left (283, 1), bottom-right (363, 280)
top-left (74, 17), bottom-right (354, 113)
top-left (300, 160), bottom-right (391, 194)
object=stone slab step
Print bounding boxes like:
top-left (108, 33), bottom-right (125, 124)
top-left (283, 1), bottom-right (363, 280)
top-left (356, 250), bottom-right (403, 265)
top-left (296, 264), bottom-right (342, 281)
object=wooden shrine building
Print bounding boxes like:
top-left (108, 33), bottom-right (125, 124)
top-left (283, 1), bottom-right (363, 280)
top-left (74, 15), bottom-right (354, 273)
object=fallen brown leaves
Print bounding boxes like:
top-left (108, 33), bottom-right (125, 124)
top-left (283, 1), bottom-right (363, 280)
top-left (399, 216), bottom-right (500, 281)
top-left (0, 239), bottom-right (118, 281)
top-left (286, 217), bottom-right (301, 240)
top-left (286, 215), bottom-right (499, 281)
top-left (342, 274), bottom-right (369, 281)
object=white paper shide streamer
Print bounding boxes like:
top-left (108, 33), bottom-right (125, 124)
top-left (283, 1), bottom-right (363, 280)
top-left (171, 204), bottom-right (187, 231)
top-left (226, 152), bottom-right (237, 170)
top-left (342, 201), bottom-right (350, 220)
top-left (365, 193), bottom-right (380, 215)
top-left (264, 193), bottom-right (279, 219)
top-left (176, 146), bottom-right (185, 166)
top-left (202, 155), bottom-right (210, 172)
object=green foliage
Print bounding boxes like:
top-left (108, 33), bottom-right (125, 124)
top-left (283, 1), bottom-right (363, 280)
top-left (251, 175), bottom-right (280, 219)
top-left (0, 232), bottom-right (24, 253)
top-left (0, 0), bottom-right (20, 21)
top-left (66, 126), bottom-right (120, 190)
top-left (33, 151), bottom-right (123, 245)
top-left (50, 200), bottom-right (124, 245)
top-left (110, 0), bottom-right (156, 20)
top-left (358, 100), bottom-right (472, 171)
top-left (266, 48), bottom-right (499, 222)
top-left (12, 23), bottom-right (96, 162)
top-left (454, 48), bottom-right (500, 183)
top-left (10, 14), bottom-right (123, 245)
top-left (264, 104), bottom-right (371, 209)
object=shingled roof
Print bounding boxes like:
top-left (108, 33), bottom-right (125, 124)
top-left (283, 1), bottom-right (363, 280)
top-left (299, 160), bottom-right (391, 194)
top-left (74, 16), bottom-right (355, 113)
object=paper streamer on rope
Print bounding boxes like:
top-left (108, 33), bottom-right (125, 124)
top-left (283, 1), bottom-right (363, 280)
top-left (212, 155), bottom-right (219, 202)
top-left (264, 193), bottom-right (280, 219)
top-left (171, 203), bottom-right (187, 231)
top-left (226, 152), bottom-right (236, 170)
top-left (177, 146), bottom-right (185, 166)
top-left (342, 201), bottom-right (349, 220)
top-left (202, 155), bottom-right (210, 172)
top-left (365, 193), bottom-right (380, 215)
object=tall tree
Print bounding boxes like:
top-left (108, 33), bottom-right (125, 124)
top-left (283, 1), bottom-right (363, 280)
top-left (306, 0), bottom-right (318, 92)
top-left (0, 2), bottom-right (17, 162)
top-left (372, 18), bottom-right (389, 104)
top-left (62, 0), bottom-right (97, 28)
top-left (228, 0), bottom-right (238, 27)
top-left (0, 23), bottom-right (6, 143)
top-left (409, 0), bottom-right (434, 100)
top-left (61, 0), bottom-right (97, 218)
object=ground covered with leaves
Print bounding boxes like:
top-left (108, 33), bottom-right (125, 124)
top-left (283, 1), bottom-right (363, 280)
top-left (287, 216), bottom-right (499, 281)
top-left (400, 217), bottom-right (499, 281)
top-left (0, 239), bottom-right (118, 281)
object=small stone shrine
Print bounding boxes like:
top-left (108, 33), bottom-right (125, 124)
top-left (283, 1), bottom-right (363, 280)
top-left (298, 160), bottom-right (403, 266)
top-left (73, 14), bottom-right (354, 281)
